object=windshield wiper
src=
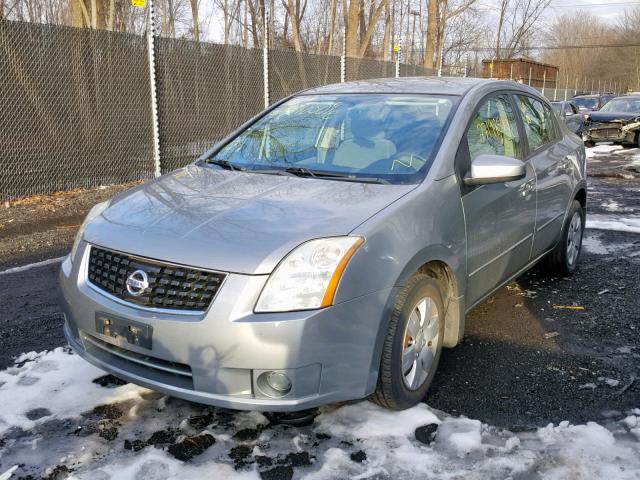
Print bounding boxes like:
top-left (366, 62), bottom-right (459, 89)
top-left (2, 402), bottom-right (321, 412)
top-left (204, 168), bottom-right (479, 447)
top-left (284, 167), bottom-right (390, 184)
top-left (207, 158), bottom-right (245, 172)
top-left (284, 166), bottom-right (318, 178)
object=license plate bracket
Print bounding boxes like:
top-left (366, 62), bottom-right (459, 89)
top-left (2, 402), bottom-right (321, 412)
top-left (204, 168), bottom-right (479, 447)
top-left (95, 313), bottom-right (153, 349)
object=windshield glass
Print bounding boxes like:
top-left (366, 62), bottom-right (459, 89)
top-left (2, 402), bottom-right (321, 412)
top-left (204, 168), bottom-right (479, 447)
top-left (209, 94), bottom-right (456, 184)
top-left (599, 98), bottom-right (640, 113)
top-left (573, 97), bottom-right (599, 109)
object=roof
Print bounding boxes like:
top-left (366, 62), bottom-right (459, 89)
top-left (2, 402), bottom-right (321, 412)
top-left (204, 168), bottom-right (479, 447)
top-left (301, 77), bottom-right (493, 97)
top-left (481, 57), bottom-right (558, 69)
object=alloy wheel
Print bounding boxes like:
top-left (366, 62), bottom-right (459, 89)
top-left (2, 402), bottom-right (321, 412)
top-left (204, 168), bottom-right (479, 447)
top-left (402, 296), bottom-right (440, 390)
top-left (566, 212), bottom-right (582, 267)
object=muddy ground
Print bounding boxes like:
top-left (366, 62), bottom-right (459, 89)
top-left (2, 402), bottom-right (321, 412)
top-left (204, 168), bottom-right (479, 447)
top-left (0, 149), bottom-right (638, 432)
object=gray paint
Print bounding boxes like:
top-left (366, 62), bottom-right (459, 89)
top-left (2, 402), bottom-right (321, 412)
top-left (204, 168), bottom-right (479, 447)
top-left (60, 77), bottom-right (586, 411)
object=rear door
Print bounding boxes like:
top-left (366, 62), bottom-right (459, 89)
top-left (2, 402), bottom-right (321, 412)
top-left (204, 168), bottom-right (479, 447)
top-left (513, 94), bottom-right (573, 258)
top-left (458, 93), bottom-right (537, 306)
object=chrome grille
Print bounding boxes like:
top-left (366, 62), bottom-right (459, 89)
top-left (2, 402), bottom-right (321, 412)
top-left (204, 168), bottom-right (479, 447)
top-left (87, 246), bottom-right (226, 312)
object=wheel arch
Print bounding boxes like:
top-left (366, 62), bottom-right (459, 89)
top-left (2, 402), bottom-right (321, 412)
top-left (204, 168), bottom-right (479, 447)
top-left (394, 247), bottom-right (466, 349)
top-left (574, 187), bottom-right (587, 210)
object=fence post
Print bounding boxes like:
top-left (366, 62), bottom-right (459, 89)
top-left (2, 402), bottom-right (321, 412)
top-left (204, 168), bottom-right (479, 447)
top-left (263, 10), bottom-right (270, 109)
top-left (542, 70), bottom-right (546, 97)
top-left (437, 31), bottom-right (445, 77)
top-left (340, 27), bottom-right (346, 83)
top-left (147, 0), bottom-right (161, 178)
top-left (528, 67), bottom-right (532, 87)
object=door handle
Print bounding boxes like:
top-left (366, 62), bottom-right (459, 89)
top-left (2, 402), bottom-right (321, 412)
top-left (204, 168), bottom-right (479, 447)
top-left (517, 178), bottom-right (535, 197)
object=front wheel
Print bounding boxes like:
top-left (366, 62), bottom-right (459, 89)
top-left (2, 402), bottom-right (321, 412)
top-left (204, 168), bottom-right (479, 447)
top-left (370, 275), bottom-right (445, 410)
top-left (542, 200), bottom-right (585, 277)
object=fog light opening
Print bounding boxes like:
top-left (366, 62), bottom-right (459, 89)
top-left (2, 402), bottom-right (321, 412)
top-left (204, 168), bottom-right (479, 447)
top-left (257, 371), bottom-right (292, 398)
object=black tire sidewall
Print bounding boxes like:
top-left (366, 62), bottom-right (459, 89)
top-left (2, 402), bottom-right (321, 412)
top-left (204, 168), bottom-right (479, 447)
top-left (387, 277), bottom-right (445, 409)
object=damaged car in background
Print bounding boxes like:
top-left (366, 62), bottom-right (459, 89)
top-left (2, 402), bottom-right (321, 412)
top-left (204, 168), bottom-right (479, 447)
top-left (582, 95), bottom-right (640, 148)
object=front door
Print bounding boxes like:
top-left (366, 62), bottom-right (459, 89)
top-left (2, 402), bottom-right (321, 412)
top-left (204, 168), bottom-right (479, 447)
top-left (457, 93), bottom-right (537, 306)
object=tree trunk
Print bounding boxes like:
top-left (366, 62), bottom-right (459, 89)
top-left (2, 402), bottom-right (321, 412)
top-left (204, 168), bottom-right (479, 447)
top-left (345, 0), bottom-right (360, 56)
top-left (423, 0), bottom-right (438, 68)
top-left (327, 0), bottom-right (337, 54)
top-left (495, 0), bottom-right (507, 59)
top-left (286, 0), bottom-right (303, 51)
top-left (190, 0), bottom-right (199, 41)
top-left (382, 0), bottom-right (391, 60)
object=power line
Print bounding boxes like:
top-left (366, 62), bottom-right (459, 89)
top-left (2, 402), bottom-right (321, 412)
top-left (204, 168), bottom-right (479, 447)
top-left (406, 43), bottom-right (640, 52)
top-left (477, 1), bottom-right (640, 11)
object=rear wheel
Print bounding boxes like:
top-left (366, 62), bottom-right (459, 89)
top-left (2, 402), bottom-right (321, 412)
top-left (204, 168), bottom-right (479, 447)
top-left (542, 200), bottom-right (585, 277)
top-left (584, 140), bottom-right (595, 148)
top-left (370, 275), bottom-right (445, 410)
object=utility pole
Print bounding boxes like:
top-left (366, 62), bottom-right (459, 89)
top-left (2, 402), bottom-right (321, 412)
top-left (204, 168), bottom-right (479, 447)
top-left (410, 10), bottom-right (419, 64)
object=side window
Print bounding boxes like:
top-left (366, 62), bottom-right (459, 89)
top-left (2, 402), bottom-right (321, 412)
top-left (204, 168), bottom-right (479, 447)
top-left (564, 103), bottom-right (573, 116)
top-left (466, 95), bottom-right (521, 162)
top-left (515, 95), bottom-right (556, 152)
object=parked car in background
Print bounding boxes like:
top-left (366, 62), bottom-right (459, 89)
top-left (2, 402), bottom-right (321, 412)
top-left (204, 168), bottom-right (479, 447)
top-left (582, 95), bottom-right (640, 148)
top-left (60, 78), bottom-right (587, 412)
top-left (551, 101), bottom-right (585, 133)
top-left (572, 94), bottom-right (615, 113)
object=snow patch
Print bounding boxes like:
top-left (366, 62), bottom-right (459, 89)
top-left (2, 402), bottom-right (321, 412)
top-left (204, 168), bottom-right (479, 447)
top-left (586, 214), bottom-right (640, 234)
top-left (0, 347), bottom-right (148, 435)
top-left (1, 349), bottom-right (640, 479)
top-left (586, 144), bottom-right (624, 158)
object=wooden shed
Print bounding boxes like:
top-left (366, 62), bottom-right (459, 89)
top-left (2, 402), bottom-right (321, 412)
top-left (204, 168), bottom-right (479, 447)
top-left (482, 58), bottom-right (559, 89)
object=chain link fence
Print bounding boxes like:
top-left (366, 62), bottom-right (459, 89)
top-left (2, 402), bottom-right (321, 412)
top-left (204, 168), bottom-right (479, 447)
top-left (155, 39), bottom-right (264, 172)
top-left (0, 19), bottom-right (582, 201)
top-left (0, 21), bottom-right (156, 199)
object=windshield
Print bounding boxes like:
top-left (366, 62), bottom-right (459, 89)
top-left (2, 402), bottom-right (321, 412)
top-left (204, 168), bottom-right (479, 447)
top-left (573, 97), bottom-right (599, 109)
top-left (208, 94), bottom-right (456, 184)
top-left (599, 98), bottom-right (640, 114)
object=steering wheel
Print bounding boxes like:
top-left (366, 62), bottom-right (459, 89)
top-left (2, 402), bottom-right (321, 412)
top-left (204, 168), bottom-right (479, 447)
top-left (362, 153), bottom-right (428, 175)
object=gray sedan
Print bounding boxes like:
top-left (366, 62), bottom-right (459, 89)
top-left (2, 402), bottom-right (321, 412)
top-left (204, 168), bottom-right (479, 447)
top-left (60, 78), bottom-right (587, 411)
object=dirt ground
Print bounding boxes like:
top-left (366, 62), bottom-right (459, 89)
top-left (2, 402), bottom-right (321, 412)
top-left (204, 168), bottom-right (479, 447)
top-left (0, 149), bottom-right (638, 431)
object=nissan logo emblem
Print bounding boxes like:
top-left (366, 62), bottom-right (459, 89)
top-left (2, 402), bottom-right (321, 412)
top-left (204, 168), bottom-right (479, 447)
top-left (126, 269), bottom-right (149, 296)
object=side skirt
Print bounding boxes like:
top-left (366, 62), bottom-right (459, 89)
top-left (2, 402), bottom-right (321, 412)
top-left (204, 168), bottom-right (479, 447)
top-left (464, 247), bottom-right (554, 314)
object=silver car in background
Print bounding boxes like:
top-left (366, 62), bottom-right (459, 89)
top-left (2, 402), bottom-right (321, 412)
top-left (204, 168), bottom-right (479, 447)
top-left (60, 78), bottom-right (587, 411)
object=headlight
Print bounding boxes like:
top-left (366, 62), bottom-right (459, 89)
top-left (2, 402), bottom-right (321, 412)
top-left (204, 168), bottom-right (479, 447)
top-left (255, 236), bottom-right (364, 313)
top-left (70, 201), bottom-right (110, 262)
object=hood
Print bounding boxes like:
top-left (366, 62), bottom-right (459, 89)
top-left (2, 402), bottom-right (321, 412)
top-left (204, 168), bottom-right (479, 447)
top-left (84, 164), bottom-right (416, 275)
top-left (587, 111), bottom-right (640, 123)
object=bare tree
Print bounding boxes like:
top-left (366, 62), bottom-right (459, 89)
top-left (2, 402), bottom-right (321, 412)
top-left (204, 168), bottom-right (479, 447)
top-left (423, 0), bottom-right (438, 67)
top-left (282, 0), bottom-right (307, 51)
top-left (495, 0), bottom-right (551, 59)
top-left (190, 0), bottom-right (199, 40)
top-left (344, 0), bottom-right (386, 57)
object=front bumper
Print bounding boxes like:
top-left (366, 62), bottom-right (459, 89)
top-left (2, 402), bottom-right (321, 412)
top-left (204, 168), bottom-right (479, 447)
top-left (583, 125), bottom-right (636, 144)
top-left (59, 243), bottom-right (395, 411)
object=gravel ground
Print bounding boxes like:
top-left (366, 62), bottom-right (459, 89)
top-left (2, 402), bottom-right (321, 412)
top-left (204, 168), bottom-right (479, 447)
top-left (0, 147), bottom-right (638, 435)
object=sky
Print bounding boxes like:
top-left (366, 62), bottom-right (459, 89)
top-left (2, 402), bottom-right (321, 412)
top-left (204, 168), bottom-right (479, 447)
top-left (479, 0), bottom-right (640, 23)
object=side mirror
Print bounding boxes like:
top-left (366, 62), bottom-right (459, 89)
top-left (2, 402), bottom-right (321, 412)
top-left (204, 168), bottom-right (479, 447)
top-left (464, 154), bottom-right (526, 186)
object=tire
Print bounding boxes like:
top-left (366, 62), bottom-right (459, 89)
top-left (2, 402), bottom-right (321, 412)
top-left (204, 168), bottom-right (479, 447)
top-left (542, 200), bottom-right (585, 277)
top-left (370, 275), bottom-right (445, 410)
top-left (584, 140), bottom-right (595, 148)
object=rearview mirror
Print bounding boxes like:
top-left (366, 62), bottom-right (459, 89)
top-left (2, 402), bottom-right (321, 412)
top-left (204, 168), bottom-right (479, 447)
top-left (463, 154), bottom-right (526, 186)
